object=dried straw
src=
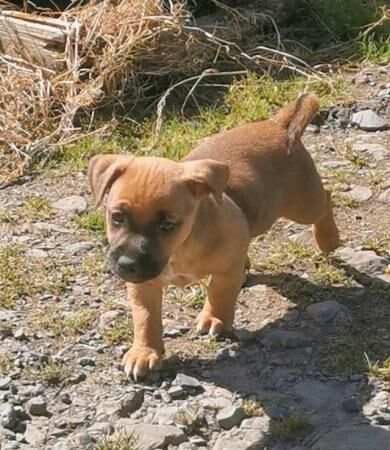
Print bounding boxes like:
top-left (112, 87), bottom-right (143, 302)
top-left (0, 0), bottom-right (320, 188)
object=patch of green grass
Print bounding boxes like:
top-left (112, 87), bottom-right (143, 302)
top-left (332, 192), bottom-right (359, 209)
top-left (0, 244), bottom-right (29, 307)
top-left (0, 196), bottom-right (54, 223)
top-left (33, 307), bottom-right (96, 337)
top-left (95, 433), bottom-right (138, 450)
top-left (311, 0), bottom-right (385, 40)
top-left (252, 240), bottom-right (316, 273)
top-left (242, 399), bottom-right (264, 417)
top-left (57, 74), bottom-right (348, 171)
top-left (25, 359), bottom-right (71, 385)
top-left (313, 259), bottom-right (350, 285)
top-left (176, 405), bottom-right (203, 434)
top-left (0, 352), bottom-right (13, 375)
top-left (320, 335), bottom-right (386, 375)
top-left (360, 34), bottom-right (390, 63)
top-left (365, 353), bottom-right (390, 382)
top-left (270, 411), bottom-right (309, 441)
top-left (100, 316), bottom-right (133, 345)
top-left (75, 210), bottom-right (106, 234)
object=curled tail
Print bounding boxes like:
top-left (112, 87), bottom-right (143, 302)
top-left (272, 93), bottom-right (320, 154)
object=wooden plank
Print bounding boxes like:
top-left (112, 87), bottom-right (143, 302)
top-left (0, 10), bottom-right (74, 69)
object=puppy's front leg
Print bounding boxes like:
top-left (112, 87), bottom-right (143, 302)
top-left (122, 281), bottom-right (164, 380)
top-left (197, 268), bottom-right (245, 336)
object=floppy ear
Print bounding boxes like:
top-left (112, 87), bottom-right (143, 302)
top-left (182, 159), bottom-right (229, 204)
top-left (88, 154), bottom-right (134, 207)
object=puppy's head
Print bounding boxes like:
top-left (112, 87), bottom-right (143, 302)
top-left (88, 154), bottom-right (228, 283)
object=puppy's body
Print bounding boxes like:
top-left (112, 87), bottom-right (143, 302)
top-left (88, 94), bottom-right (340, 379)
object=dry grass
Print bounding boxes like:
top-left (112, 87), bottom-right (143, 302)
top-left (0, 0), bottom-right (331, 188)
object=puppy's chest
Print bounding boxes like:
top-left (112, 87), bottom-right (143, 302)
top-left (161, 259), bottom-right (203, 287)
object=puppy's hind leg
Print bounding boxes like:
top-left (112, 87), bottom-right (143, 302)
top-left (312, 190), bottom-right (341, 253)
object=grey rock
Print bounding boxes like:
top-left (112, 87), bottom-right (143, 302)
top-left (13, 329), bottom-right (28, 341)
top-left (116, 420), bottom-right (187, 449)
top-left (312, 425), bottom-right (390, 450)
top-left (294, 381), bottom-right (341, 410)
top-left (289, 229), bottom-right (314, 246)
top-left (378, 87), bottom-right (390, 99)
top-left (1, 404), bottom-right (18, 430)
top-left (337, 247), bottom-right (388, 274)
top-left (352, 141), bottom-right (388, 161)
top-left (213, 416), bottom-right (270, 450)
top-left (217, 406), bottom-right (245, 430)
top-left (268, 405), bottom-right (290, 419)
top-left (52, 196), bottom-right (87, 214)
top-left (168, 386), bottom-right (185, 399)
top-left (321, 160), bottom-right (349, 169)
top-left (78, 357), bottom-right (95, 367)
top-left (379, 189), bottom-right (390, 204)
top-left (0, 377), bottom-right (11, 390)
top-left (96, 391), bottom-right (143, 420)
top-left (120, 391), bottom-right (144, 416)
top-left (306, 301), bottom-right (351, 323)
top-left (235, 329), bottom-right (254, 342)
top-left (172, 373), bottom-right (202, 390)
top-left (351, 109), bottom-right (389, 131)
top-left (347, 186), bottom-right (373, 202)
top-left (261, 330), bottom-right (308, 348)
top-left (342, 398), bottom-right (360, 413)
top-left (50, 441), bottom-right (75, 450)
top-left (27, 248), bottom-right (48, 258)
top-left (164, 328), bottom-right (181, 338)
top-left (153, 406), bottom-right (180, 425)
top-left (26, 396), bottom-right (48, 416)
top-left (24, 423), bottom-right (45, 445)
top-left (86, 422), bottom-right (113, 440)
top-left (68, 241), bottom-right (94, 255)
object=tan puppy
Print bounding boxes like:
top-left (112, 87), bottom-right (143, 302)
top-left (88, 93), bottom-right (340, 380)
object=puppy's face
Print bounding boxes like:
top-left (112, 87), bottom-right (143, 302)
top-left (88, 155), bottom-right (228, 283)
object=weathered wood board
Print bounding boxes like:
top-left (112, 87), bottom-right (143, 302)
top-left (0, 10), bottom-right (73, 69)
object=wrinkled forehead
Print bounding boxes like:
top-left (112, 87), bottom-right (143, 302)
top-left (108, 159), bottom-right (193, 222)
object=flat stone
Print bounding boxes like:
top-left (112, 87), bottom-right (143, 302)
top-left (172, 373), bottom-right (202, 390)
top-left (78, 357), bottom-right (95, 367)
top-left (116, 420), bottom-right (187, 449)
top-left (351, 109), bottom-right (389, 131)
top-left (24, 423), bottom-right (45, 445)
top-left (217, 406), bottom-right (245, 430)
top-left (52, 196), bottom-right (87, 214)
top-left (342, 398), bottom-right (360, 413)
top-left (27, 396), bottom-right (48, 416)
top-left (352, 141), bottom-right (388, 161)
top-left (153, 406), bottom-right (180, 425)
top-left (306, 301), bottom-right (351, 323)
top-left (294, 381), bottom-right (341, 410)
top-left (312, 425), bottom-right (390, 450)
top-left (347, 186), bottom-right (373, 202)
top-left (289, 229), bottom-right (314, 246)
top-left (0, 377), bottom-right (11, 390)
top-left (168, 386), bottom-right (185, 399)
top-left (68, 241), bottom-right (94, 255)
top-left (213, 416), bottom-right (270, 450)
top-left (261, 330), bottom-right (309, 348)
top-left (27, 248), bottom-right (48, 258)
top-left (321, 160), bottom-right (349, 169)
top-left (337, 247), bottom-right (388, 274)
top-left (96, 391), bottom-right (143, 420)
top-left (1, 404), bottom-right (18, 430)
top-left (379, 189), bottom-right (390, 204)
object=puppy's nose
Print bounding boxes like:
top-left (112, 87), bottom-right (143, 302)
top-left (117, 255), bottom-right (138, 274)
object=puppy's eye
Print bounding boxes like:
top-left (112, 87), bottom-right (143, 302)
top-left (111, 211), bottom-right (126, 225)
top-left (159, 220), bottom-right (176, 232)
